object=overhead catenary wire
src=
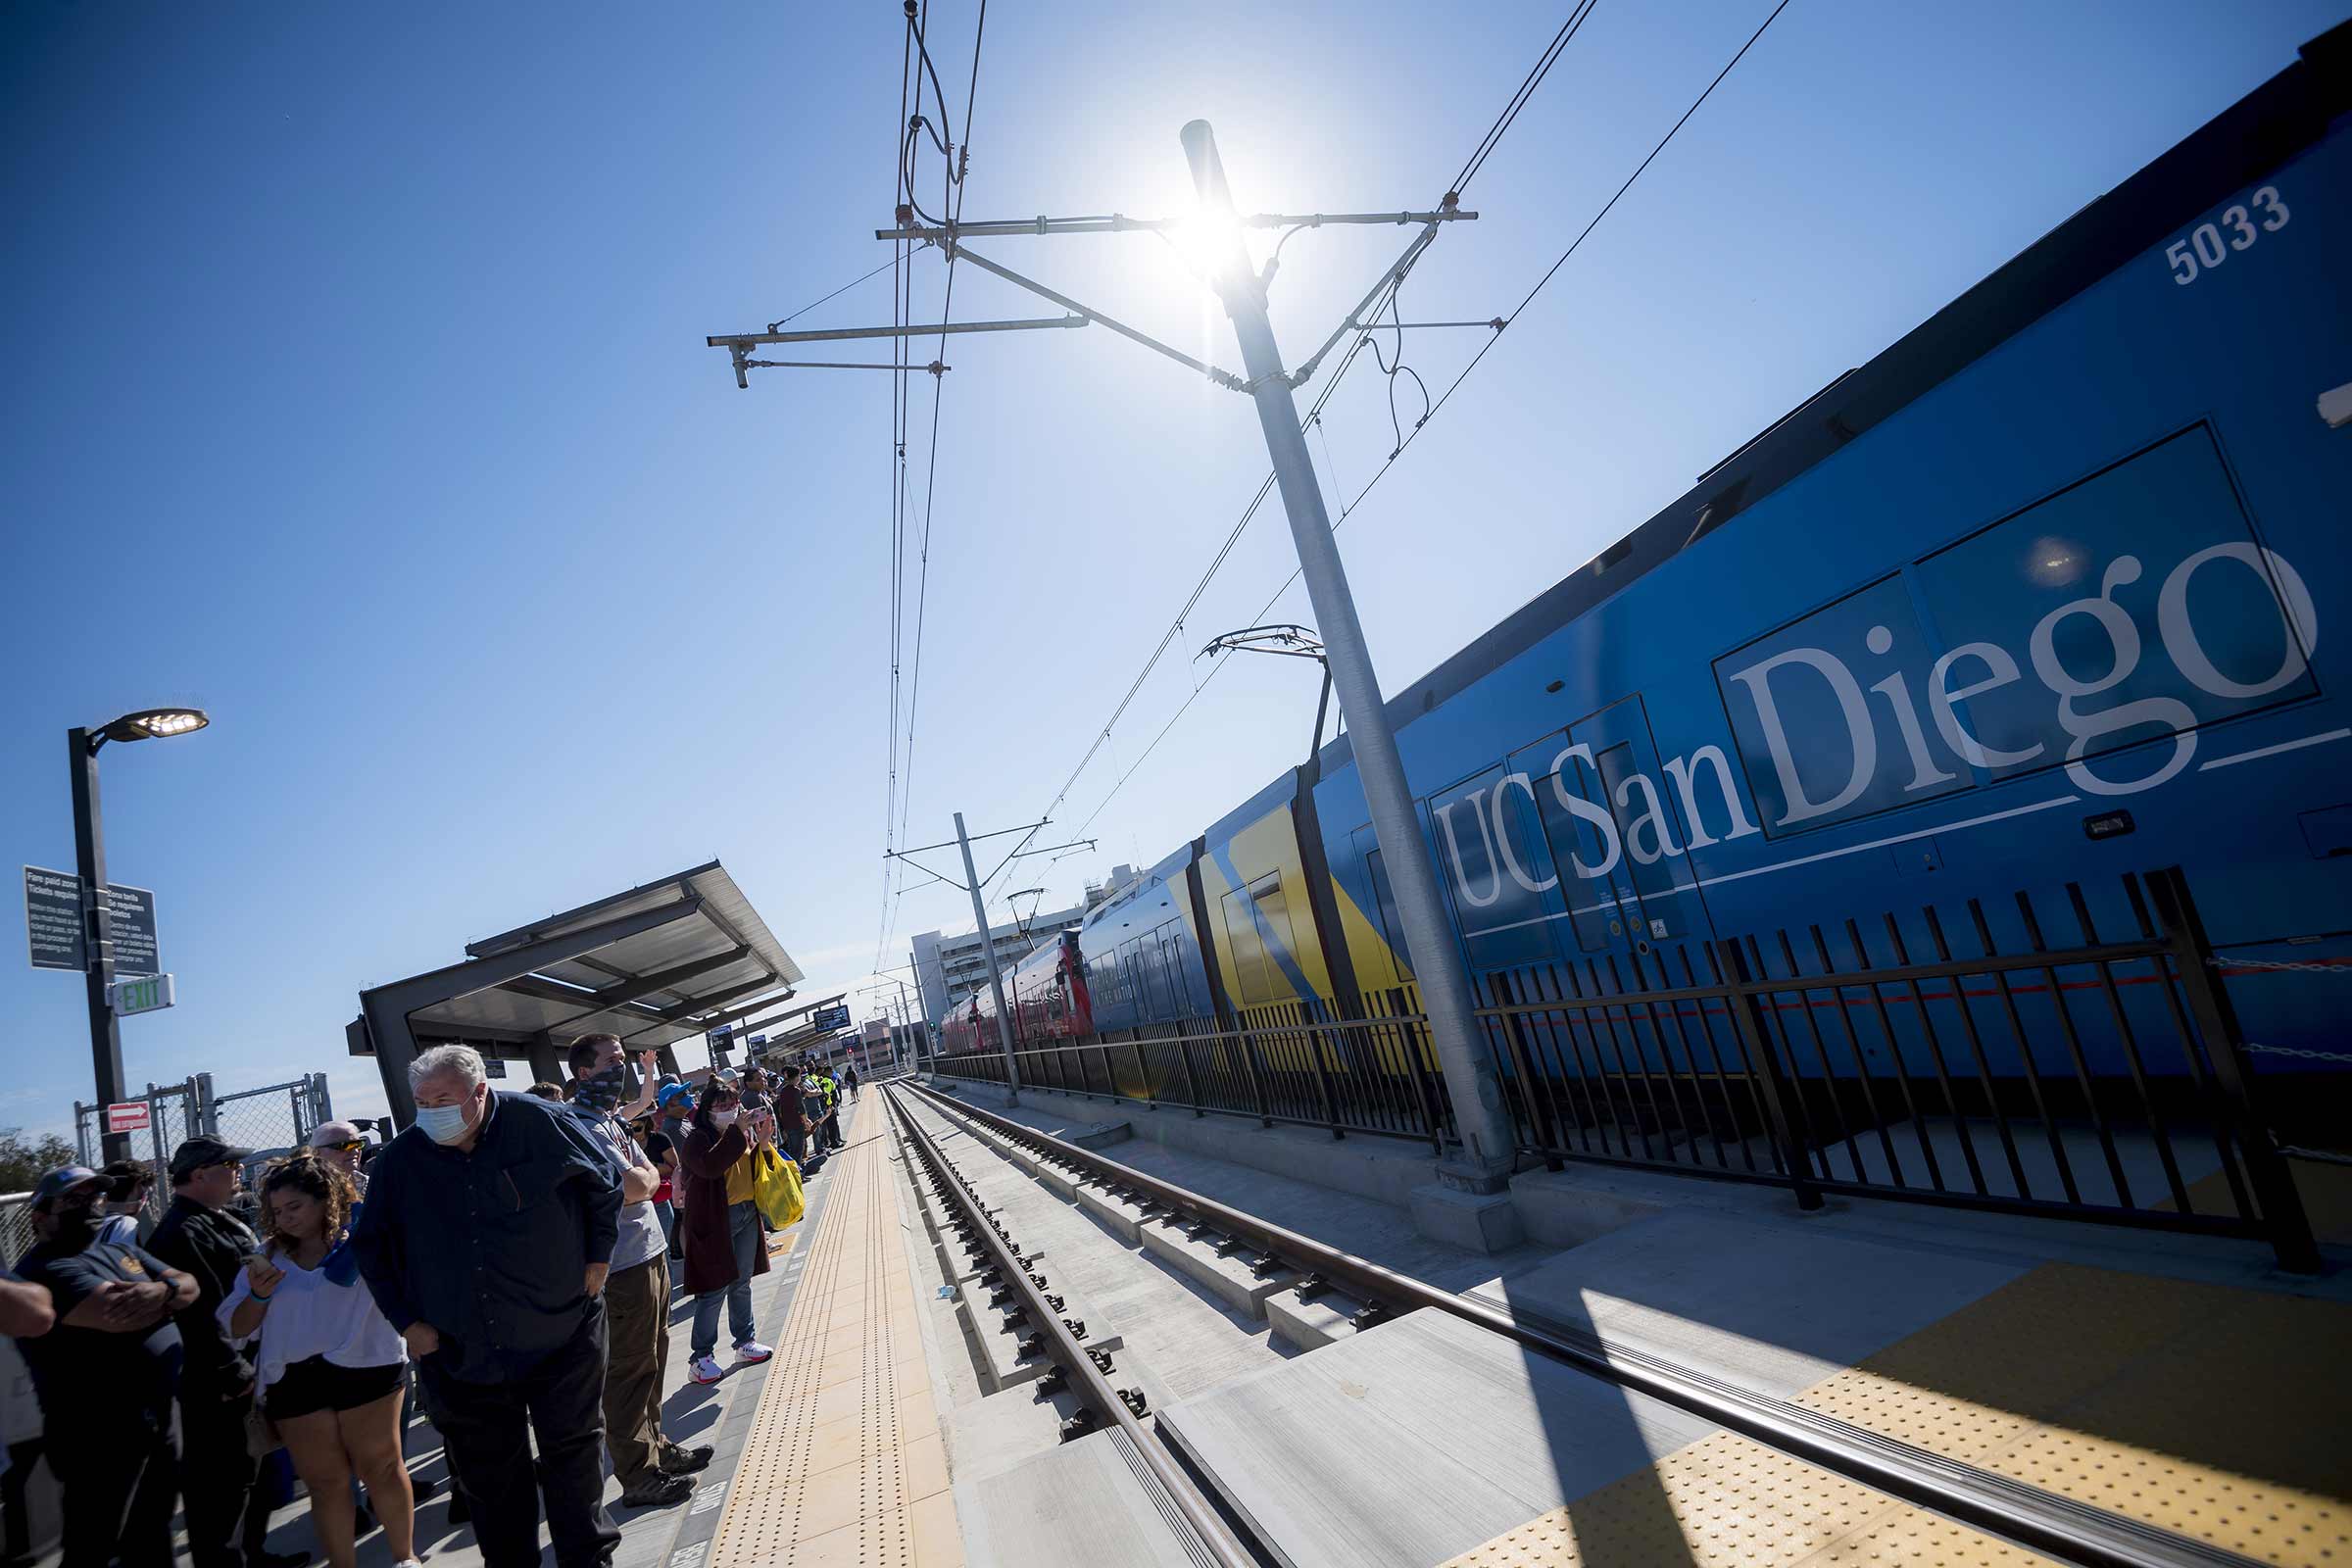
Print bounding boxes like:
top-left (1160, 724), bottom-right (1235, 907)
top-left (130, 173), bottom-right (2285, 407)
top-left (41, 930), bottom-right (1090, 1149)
top-left (889, 0), bottom-right (986, 931)
top-left (875, 20), bottom-right (920, 973)
top-left (1045, 0), bottom-right (1792, 858)
top-left (1448, 0), bottom-right (1601, 199)
top-left (880, 0), bottom-right (987, 970)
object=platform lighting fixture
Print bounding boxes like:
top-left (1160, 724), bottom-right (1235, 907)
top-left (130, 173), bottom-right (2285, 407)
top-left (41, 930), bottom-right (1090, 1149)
top-left (70, 705), bottom-right (213, 1162)
top-left (92, 707), bottom-right (211, 749)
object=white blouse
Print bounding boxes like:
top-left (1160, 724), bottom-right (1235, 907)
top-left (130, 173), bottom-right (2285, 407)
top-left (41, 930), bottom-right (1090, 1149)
top-left (218, 1243), bottom-right (406, 1386)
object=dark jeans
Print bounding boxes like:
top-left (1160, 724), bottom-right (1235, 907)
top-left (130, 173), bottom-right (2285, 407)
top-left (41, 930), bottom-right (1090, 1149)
top-left (178, 1379), bottom-right (262, 1568)
top-left (419, 1307), bottom-right (620, 1568)
top-left (47, 1402), bottom-right (177, 1568)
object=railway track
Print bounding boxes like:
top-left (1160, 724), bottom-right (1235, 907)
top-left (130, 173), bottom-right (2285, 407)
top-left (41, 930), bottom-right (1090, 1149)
top-left (883, 1076), bottom-right (2272, 1568)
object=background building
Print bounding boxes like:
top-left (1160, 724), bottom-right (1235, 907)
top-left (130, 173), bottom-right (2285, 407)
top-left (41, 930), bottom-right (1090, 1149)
top-left (909, 865), bottom-right (1133, 1023)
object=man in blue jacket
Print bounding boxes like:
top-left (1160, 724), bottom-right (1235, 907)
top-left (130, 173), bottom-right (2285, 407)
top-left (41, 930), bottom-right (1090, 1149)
top-left (351, 1045), bottom-right (624, 1568)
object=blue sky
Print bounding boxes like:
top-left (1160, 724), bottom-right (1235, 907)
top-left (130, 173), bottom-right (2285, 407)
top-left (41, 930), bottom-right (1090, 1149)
top-left (4, 1), bottom-right (2342, 1141)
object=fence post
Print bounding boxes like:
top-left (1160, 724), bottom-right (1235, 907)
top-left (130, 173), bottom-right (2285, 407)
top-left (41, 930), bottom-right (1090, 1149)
top-left (1238, 1017), bottom-right (1275, 1127)
top-left (1132, 1037), bottom-right (1154, 1109)
top-left (2147, 866), bottom-right (2321, 1274)
top-left (145, 1083), bottom-right (167, 1184)
top-left (1398, 990), bottom-right (1446, 1157)
top-left (195, 1072), bottom-right (218, 1136)
top-left (1174, 1019), bottom-right (1205, 1117)
top-left (1495, 988), bottom-right (1565, 1173)
top-left (1302, 1002), bottom-right (1345, 1140)
top-left (1718, 942), bottom-right (1825, 1212)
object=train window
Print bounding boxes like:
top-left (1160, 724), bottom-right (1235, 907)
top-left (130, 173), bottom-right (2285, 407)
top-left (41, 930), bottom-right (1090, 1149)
top-left (1910, 423), bottom-right (2317, 791)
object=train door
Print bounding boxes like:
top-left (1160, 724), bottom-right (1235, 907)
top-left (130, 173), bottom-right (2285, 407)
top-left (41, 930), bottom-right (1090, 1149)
top-left (1511, 695), bottom-right (1716, 970)
top-left (1218, 871), bottom-right (1304, 1008)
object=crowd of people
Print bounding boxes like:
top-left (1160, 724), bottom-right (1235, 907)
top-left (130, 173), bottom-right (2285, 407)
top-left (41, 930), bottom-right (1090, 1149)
top-left (0, 1038), bottom-right (868, 1568)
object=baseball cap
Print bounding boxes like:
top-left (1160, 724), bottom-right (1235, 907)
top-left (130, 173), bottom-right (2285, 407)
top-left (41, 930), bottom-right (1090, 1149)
top-left (169, 1136), bottom-right (254, 1182)
top-left (31, 1166), bottom-right (102, 1209)
top-left (657, 1083), bottom-right (694, 1110)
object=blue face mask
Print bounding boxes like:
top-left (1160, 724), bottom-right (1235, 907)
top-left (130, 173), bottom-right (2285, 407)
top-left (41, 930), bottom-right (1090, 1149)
top-left (415, 1099), bottom-right (473, 1145)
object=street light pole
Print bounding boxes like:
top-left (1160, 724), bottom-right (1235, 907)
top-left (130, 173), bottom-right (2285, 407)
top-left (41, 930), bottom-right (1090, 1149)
top-left (955, 812), bottom-right (1023, 1105)
top-left (68, 727), bottom-right (129, 1164)
top-left (1182, 122), bottom-right (1515, 1187)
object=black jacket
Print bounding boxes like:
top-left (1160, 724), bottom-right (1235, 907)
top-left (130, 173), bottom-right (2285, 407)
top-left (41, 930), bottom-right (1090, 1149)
top-left (350, 1090), bottom-right (623, 1382)
top-left (144, 1194), bottom-right (260, 1395)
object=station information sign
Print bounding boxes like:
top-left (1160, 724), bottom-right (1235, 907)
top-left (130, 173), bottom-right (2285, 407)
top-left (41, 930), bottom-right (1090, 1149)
top-left (23, 868), bottom-right (162, 975)
top-left (810, 1004), bottom-right (851, 1032)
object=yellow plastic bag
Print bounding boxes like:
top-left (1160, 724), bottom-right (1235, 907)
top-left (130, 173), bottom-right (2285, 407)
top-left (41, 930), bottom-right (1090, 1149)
top-left (753, 1145), bottom-right (805, 1230)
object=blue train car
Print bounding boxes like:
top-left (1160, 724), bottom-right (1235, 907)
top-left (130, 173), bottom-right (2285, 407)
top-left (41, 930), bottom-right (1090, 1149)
top-left (947, 30), bottom-right (2350, 1223)
top-left (1305, 29), bottom-right (2352, 1072)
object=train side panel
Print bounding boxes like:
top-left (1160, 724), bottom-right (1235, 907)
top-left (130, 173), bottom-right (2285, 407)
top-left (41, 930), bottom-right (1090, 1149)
top-left (1310, 111), bottom-right (2352, 1078)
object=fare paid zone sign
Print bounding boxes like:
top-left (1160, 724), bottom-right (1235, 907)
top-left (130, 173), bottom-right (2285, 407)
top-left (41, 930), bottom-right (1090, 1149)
top-left (23, 867), bottom-right (162, 976)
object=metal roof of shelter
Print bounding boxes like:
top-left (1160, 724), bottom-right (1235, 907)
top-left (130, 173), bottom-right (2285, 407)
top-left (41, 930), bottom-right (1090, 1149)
top-left (351, 861), bottom-right (804, 1122)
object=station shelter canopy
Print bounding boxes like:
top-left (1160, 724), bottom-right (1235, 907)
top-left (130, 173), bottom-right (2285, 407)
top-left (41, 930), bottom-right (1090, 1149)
top-left (351, 861), bottom-right (804, 1121)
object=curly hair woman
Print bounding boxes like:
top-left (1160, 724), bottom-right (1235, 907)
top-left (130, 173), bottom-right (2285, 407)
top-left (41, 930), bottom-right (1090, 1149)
top-left (220, 1155), bottom-right (418, 1568)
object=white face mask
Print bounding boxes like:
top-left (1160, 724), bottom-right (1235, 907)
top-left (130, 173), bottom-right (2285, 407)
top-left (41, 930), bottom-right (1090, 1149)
top-left (415, 1099), bottom-right (473, 1145)
top-left (710, 1108), bottom-right (739, 1128)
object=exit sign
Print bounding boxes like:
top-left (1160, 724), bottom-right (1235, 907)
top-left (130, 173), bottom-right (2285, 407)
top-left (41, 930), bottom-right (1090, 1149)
top-left (110, 973), bottom-right (175, 1016)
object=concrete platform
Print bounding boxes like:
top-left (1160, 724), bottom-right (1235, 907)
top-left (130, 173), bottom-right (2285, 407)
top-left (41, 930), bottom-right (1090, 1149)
top-left (955, 1427), bottom-right (1200, 1568)
top-left (1157, 1305), bottom-right (2049, 1568)
top-left (1470, 1203), bottom-right (2352, 1566)
top-left (708, 1101), bottom-right (964, 1568)
top-left (1470, 1207), bottom-right (2028, 1397)
top-left (1157, 1308), bottom-right (1717, 1568)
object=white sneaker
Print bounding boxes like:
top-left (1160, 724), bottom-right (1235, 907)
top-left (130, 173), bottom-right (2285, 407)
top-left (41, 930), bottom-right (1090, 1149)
top-left (689, 1353), bottom-right (726, 1385)
top-left (733, 1340), bottom-right (774, 1364)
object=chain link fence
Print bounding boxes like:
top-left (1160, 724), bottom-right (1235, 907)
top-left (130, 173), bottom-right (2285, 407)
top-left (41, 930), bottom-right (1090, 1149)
top-left (21, 1071), bottom-right (336, 1262)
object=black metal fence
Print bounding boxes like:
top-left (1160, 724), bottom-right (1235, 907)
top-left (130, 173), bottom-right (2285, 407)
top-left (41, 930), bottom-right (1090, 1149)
top-left (929, 866), bottom-right (2321, 1269)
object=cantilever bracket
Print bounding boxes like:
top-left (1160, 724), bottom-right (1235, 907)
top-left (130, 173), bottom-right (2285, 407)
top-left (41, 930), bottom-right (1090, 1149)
top-left (934, 239), bottom-right (1249, 393)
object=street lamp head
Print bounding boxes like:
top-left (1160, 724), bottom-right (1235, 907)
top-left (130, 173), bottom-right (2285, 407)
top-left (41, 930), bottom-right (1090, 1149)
top-left (99, 708), bottom-right (211, 745)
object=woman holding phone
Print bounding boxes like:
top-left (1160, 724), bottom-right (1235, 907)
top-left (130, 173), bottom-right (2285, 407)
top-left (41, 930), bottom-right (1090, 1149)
top-left (220, 1155), bottom-right (416, 1568)
top-left (677, 1080), bottom-right (774, 1385)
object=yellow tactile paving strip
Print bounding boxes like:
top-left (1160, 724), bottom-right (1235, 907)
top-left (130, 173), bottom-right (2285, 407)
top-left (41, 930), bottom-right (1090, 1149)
top-left (1794, 1262), bottom-right (2352, 1566)
top-left (709, 1100), bottom-right (964, 1568)
top-left (1441, 1430), bottom-right (2036, 1566)
top-left (1450, 1260), bottom-right (2352, 1568)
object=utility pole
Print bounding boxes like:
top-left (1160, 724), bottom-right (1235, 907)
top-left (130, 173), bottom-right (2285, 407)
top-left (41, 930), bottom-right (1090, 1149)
top-left (895, 977), bottom-right (922, 1070)
top-left (882, 815), bottom-right (1095, 1104)
top-left (1180, 122), bottom-right (1513, 1187)
top-left (954, 812), bottom-right (1022, 1104)
top-left (69, 728), bottom-right (128, 1164)
top-left (710, 125), bottom-right (1516, 1187)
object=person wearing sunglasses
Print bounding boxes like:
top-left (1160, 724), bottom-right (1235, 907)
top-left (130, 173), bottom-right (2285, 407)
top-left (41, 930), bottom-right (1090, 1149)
top-left (309, 1121), bottom-right (371, 1198)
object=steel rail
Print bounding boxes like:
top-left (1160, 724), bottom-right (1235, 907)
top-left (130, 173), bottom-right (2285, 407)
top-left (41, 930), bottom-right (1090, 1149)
top-left (899, 1077), bottom-right (2263, 1568)
top-left (880, 1085), bottom-right (1256, 1568)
